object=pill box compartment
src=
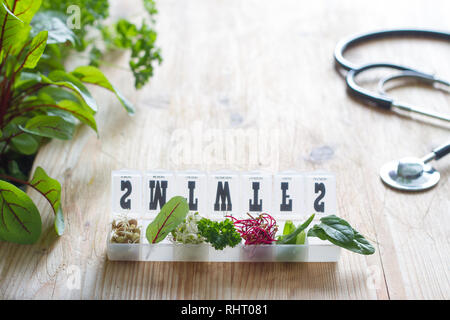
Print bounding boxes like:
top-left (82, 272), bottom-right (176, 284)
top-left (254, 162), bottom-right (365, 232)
top-left (107, 170), bottom-right (341, 262)
top-left (107, 222), bottom-right (341, 262)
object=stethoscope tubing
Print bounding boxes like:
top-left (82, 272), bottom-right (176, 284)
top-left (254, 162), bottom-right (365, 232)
top-left (334, 28), bottom-right (450, 71)
top-left (335, 28), bottom-right (450, 122)
top-left (346, 63), bottom-right (417, 110)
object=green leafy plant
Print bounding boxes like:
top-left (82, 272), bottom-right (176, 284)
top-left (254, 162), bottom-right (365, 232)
top-left (277, 214), bottom-right (315, 245)
top-left (170, 211), bottom-right (206, 245)
top-left (277, 219), bottom-right (308, 245)
top-left (307, 215), bottom-right (375, 255)
top-left (39, 0), bottom-right (162, 89)
top-left (197, 218), bottom-right (242, 250)
top-left (146, 196), bottom-right (190, 244)
top-left (0, 0), bottom-right (134, 244)
top-left (277, 214), bottom-right (375, 255)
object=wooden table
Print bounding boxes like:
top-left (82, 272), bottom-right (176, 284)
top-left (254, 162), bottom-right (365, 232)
top-left (0, 0), bottom-right (449, 299)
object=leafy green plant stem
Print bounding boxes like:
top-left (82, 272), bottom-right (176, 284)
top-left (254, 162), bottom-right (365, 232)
top-left (0, 172), bottom-right (61, 221)
top-left (10, 83), bottom-right (48, 106)
top-left (0, 132), bottom-right (24, 155)
top-left (0, 174), bottom-right (35, 191)
top-left (0, 0), bottom-right (136, 244)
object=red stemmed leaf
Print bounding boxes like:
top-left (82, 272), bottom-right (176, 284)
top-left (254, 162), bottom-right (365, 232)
top-left (0, 0), bottom-right (42, 55)
top-left (146, 196), bottom-right (189, 243)
top-left (0, 179), bottom-right (41, 244)
top-left (29, 166), bottom-right (64, 235)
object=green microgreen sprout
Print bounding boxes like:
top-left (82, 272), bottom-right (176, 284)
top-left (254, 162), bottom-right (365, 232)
top-left (170, 211), bottom-right (206, 245)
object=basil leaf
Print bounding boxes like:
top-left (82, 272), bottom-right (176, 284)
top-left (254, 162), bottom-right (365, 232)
top-left (146, 196), bottom-right (189, 244)
top-left (0, 180), bottom-right (42, 244)
top-left (20, 115), bottom-right (75, 140)
top-left (71, 66), bottom-right (135, 115)
top-left (29, 166), bottom-right (64, 236)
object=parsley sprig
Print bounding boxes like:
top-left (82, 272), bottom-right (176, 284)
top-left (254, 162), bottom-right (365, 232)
top-left (197, 218), bottom-right (242, 250)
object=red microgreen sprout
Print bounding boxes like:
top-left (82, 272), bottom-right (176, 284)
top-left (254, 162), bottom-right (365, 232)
top-left (227, 213), bottom-right (278, 245)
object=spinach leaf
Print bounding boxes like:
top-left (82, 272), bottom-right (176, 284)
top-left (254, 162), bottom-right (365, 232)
top-left (316, 215), bottom-right (354, 244)
top-left (307, 215), bottom-right (375, 255)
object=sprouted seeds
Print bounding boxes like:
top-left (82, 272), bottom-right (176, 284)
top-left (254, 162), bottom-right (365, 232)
top-left (111, 216), bottom-right (141, 244)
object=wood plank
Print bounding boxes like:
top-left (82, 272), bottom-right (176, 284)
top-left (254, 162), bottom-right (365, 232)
top-left (0, 0), bottom-right (449, 299)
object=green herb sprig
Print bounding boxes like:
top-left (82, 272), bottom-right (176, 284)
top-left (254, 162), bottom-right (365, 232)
top-left (39, 0), bottom-right (162, 89)
top-left (197, 218), bottom-right (242, 250)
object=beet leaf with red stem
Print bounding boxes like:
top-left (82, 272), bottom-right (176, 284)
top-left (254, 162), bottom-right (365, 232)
top-left (0, 0), bottom-right (134, 244)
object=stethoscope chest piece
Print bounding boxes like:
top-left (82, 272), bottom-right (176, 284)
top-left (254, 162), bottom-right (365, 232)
top-left (380, 158), bottom-right (440, 191)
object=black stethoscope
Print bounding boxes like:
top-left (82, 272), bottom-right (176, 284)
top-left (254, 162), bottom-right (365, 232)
top-left (334, 28), bottom-right (450, 191)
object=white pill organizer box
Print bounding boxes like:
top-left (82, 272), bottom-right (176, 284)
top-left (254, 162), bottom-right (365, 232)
top-left (107, 170), bottom-right (341, 262)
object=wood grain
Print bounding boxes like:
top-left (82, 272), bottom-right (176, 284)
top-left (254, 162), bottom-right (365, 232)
top-left (0, 0), bottom-right (449, 299)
